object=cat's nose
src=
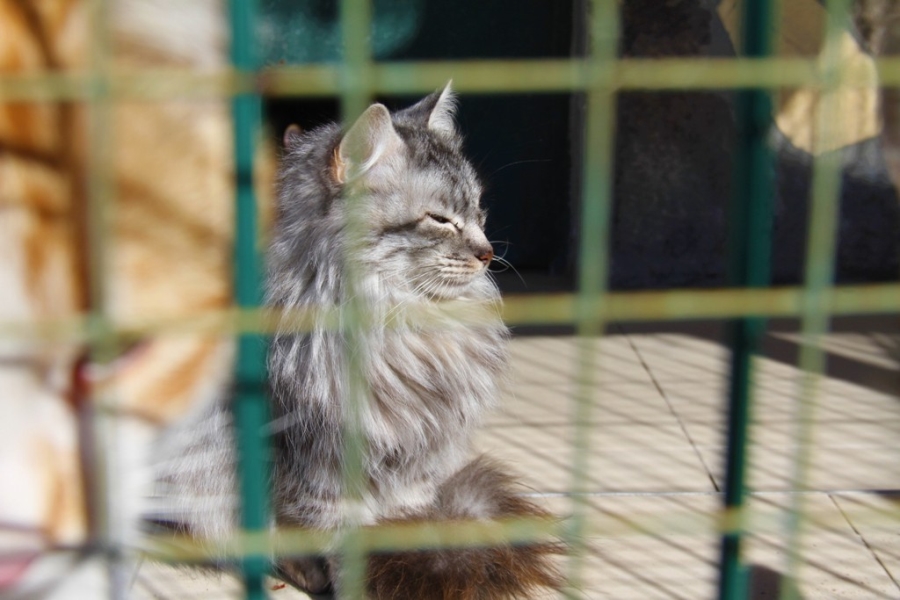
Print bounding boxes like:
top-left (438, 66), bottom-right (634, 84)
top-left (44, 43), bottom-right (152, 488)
top-left (475, 245), bottom-right (494, 266)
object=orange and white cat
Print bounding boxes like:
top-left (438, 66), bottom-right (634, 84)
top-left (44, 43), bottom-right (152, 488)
top-left (0, 0), bottom-right (271, 596)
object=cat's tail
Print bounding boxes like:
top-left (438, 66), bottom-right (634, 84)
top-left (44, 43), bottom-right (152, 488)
top-left (364, 456), bottom-right (564, 600)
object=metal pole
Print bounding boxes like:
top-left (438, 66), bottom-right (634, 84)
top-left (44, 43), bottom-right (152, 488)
top-left (229, 2), bottom-right (271, 599)
top-left (718, 1), bottom-right (777, 598)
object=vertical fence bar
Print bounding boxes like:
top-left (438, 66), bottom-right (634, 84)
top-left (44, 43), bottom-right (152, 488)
top-left (781, 1), bottom-right (849, 597)
top-left (566, 1), bottom-right (619, 596)
top-left (82, 0), bottom-right (126, 597)
top-left (228, 2), bottom-right (271, 599)
top-left (340, 0), bottom-right (374, 122)
top-left (337, 1), bottom-right (374, 597)
top-left (718, 1), bottom-right (777, 599)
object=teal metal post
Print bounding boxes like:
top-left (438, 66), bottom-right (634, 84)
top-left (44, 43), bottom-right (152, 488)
top-left (229, 2), bottom-right (271, 599)
top-left (718, 1), bottom-right (776, 599)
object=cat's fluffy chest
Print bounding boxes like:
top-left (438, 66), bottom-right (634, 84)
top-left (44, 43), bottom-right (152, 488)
top-left (273, 300), bottom-right (507, 528)
top-left (364, 320), bottom-right (506, 447)
top-left (342, 319), bottom-right (508, 524)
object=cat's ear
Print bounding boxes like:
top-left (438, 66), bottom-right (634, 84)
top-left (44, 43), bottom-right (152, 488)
top-left (283, 124), bottom-right (303, 149)
top-left (427, 81), bottom-right (457, 136)
top-left (334, 103), bottom-right (403, 183)
top-left (396, 82), bottom-right (458, 137)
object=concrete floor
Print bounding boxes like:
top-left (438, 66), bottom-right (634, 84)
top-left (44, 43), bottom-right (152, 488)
top-left (135, 323), bottom-right (900, 599)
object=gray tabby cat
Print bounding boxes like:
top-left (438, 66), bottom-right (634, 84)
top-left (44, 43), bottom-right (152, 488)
top-left (269, 84), bottom-right (506, 534)
top-left (159, 86), bottom-right (561, 598)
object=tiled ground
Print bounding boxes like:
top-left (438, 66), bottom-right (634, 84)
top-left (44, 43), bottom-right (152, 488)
top-left (136, 325), bottom-right (900, 599)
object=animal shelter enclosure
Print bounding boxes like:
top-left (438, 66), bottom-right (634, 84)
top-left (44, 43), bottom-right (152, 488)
top-left (2, 0), bottom-right (900, 598)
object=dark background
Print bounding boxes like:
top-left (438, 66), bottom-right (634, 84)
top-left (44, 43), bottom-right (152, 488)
top-left (264, 0), bottom-right (900, 293)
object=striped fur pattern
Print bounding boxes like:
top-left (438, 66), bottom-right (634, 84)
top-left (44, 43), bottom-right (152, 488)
top-left (267, 87), bottom-right (509, 533)
top-left (162, 89), bottom-right (563, 597)
top-left (164, 88), bottom-right (508, 534)
top-left (267, 89), bottom-right (563, 597)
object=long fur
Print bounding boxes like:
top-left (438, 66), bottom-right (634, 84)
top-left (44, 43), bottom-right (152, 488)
top-left (159, 89), bottom-right (561, 598)
top-left (365, 457), bottom-right (563, 600)
top-left (267, 88), bottom-right (508, 533)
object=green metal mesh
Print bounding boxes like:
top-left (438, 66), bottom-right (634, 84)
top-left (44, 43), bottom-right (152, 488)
top-left (3, 1), bottom-right (899, 599)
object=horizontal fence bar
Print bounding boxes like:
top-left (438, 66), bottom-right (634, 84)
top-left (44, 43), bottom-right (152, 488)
top-left (1, 56), bottom-right (896, 101)
top-left (3, 284), bottom-right (899, 343)
top-left (143, 499), bottom-right (900, 563)
top-left (148, 515), bottom-right (560, 563)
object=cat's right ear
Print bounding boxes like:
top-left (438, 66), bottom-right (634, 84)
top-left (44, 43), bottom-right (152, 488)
top-left (333, 103), bottom-right (403, 184)
top-left (283, 124), bottom-right (303, 149)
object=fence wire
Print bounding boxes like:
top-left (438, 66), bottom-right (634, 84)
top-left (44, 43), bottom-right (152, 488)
top-left (2, 1), bottom-right (898, 599)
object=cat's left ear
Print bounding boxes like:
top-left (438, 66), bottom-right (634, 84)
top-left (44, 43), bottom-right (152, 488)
top-left (427, 81), bottom-right (457, 136)
top-left (400, 82), bottom-right (458, 137)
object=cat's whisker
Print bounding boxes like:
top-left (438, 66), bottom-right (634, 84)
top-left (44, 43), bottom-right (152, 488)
top-left (485, 244), bottom-right (513, 263)
top-left (423, 276), bottom-right (453, 301)
top-left (382, 271), bottom-right (445, 323)
top-left (489, 255), bottom-right (527, 287)
top-left (488, 158), bottom-right (551, 178)
top-left (486, 224), bottom-right (512, 238)
top-left (482, 272), bottom-right (506, 322)
top-left (491, 255), bottom-right (513, 268)
top-left (418, 277), bottom-right (441, 300)
top-left (401, 271), bottom-right (438, 300)
top-left (409, 271), bottom-right (439, 292)
top-left (384, 285), bottom-right (424, 323)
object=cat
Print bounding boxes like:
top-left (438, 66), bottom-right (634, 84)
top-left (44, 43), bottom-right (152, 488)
top-left (268, 86), bottom-right (507, 533)
top-left (270, 86), bottom-right (563, 597)
top-left (161, 86), bottom-right (561, 598)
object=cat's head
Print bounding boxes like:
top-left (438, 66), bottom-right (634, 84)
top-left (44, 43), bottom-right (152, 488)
top-left (283, 84), bottom-right (496, 301)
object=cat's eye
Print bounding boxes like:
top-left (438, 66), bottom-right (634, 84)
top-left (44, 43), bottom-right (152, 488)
top-left (427, 213), bottom-right (453, 226)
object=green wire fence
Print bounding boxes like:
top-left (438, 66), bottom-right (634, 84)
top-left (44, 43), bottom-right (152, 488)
top-left (4, 0), bottom-right (899, 598)
top-left (719, 0), bottom-right (778, 597)
top-left (230, 1), bottom-right (271, 599)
